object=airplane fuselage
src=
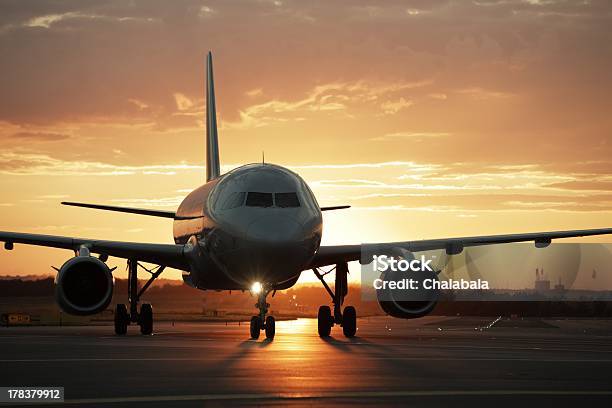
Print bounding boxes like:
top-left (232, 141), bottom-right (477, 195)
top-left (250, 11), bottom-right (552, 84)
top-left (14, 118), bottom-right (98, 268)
top-left (173, 163), bottom-right (323, 291)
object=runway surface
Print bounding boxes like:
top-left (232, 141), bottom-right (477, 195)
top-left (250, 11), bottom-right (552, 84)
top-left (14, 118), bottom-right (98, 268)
top-left (1, 316), bottom-right (612, 407)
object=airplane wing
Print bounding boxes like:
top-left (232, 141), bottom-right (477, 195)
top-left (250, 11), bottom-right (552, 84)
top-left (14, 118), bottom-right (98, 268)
top-left (308, 227), bottom-right (612, 268)
top-left (0, 231), bottom-right (188, 270)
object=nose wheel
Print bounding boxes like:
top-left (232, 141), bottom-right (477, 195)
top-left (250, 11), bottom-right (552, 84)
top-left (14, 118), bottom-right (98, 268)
top-left (265, 315), bottom-right (275, 339)
top-left (250, 286), bottom-right (275, 340)
top-left (250, 316), bottom-right (261, 339)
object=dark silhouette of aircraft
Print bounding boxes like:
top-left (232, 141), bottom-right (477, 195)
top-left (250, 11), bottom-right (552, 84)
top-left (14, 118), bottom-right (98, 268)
top-left (2, 52), bottom-right (612, 340)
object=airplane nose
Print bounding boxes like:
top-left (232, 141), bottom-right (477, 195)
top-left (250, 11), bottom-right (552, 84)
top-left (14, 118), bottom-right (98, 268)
top-left (246, 216), bottom-right (305, 243)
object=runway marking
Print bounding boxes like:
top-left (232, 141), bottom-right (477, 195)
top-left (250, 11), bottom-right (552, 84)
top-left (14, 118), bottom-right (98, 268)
top-left (4, 336), bottom-right (612, 353)
top-left (23, 389), bottom-right (612, 405)
top-left (3, 340), bottom-right (612, 357)
top-left (3, 357), bottom-right (612, 363)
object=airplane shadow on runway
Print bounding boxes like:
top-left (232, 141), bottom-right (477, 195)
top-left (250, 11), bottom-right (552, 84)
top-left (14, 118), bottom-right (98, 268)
top-left (320, 335), bottom-right (400, 359)
top-left (238, 338), bottom-right (274, 348)
top-left (204, 339), bottom-right (274, 376)
top-left (320, 335), bottom-right (374, 350)
top-left (320, 335), bottom-right (444, 379)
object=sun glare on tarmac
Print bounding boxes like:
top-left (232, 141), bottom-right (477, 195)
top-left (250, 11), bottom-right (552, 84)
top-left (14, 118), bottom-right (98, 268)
top-left (280, 318), bottom-right (314, 335)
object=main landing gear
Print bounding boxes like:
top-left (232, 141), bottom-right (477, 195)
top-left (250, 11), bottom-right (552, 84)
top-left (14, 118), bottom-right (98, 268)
top-left (114, 259), bottom-right (165, 336)
top-left (313, 262), bottom-right (357, 338)
top-left (250, 286), bottom-right (275, 340)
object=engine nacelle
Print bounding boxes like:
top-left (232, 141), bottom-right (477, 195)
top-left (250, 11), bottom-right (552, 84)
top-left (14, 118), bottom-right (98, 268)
top-left (375, 249), bottom-right (439, 319)
top-left (55, 256), bottom-right (114, 316)
top-left (378, 299), bottom-right (438, 319)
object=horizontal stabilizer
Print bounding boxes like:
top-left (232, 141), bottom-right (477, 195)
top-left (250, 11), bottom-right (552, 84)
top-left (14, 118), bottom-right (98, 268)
top-left (321, 205), bottom-right (351, 211)
top-left (61, 202), bottom-right (199, 220)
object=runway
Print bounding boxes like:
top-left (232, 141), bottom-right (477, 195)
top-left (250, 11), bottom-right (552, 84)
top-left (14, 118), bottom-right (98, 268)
top-left (1, 316), bottom-right (612, 407)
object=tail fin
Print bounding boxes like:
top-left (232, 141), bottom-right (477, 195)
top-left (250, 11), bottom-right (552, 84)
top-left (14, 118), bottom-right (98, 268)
top-left (206, 51), bottom-right (220, 181)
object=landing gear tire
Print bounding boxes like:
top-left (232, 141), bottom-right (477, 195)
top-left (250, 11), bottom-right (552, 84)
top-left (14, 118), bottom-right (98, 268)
top-left (114, 304), bottom-right (129, 335)
top-left (139, 303), bottom-right (153, 335)
top-left (342, 306), bottom-right (357, 338)
top-left (250, 316), bottom-right (261, 340)
top-left (265, 316), bottom-right (275, 340)
top-left (318, 305), bottom-right (332, 337)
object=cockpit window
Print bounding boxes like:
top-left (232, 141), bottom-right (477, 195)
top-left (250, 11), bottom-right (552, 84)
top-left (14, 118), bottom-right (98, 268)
top-left (246, 192), bottom-right (273, 207)
top-left (220, 192), bottom-right (245, 210)
top-left (275, 192), bottom-right (300, 208)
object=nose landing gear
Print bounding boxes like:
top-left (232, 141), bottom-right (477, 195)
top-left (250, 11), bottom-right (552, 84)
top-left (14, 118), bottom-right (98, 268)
top-left (313, 262), bottom-right (357, 338)
top-left (250, 286), bottom-right (275, 340)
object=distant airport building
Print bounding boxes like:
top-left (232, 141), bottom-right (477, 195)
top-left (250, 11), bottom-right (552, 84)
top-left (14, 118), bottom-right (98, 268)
top-left (534, 267), bottom-right (550, 292)
top-left (202, 308), bottom-right (226, 317)
top-left (553, 277), bottom-right (566, 293)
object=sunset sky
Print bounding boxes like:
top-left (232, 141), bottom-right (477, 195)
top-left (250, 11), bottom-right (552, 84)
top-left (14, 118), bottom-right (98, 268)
top-left (1, 0), bottom-right (611, 282)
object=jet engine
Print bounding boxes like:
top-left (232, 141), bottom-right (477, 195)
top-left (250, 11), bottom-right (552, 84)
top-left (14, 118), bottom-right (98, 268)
top-left (55, 256), bottom-right (114, 315)
top-left (378, 298), bottom-right (438, 319)
top-left (377, 269), bottom-right (439, 319)
top-left (375, 247), bottom-right (440, 319)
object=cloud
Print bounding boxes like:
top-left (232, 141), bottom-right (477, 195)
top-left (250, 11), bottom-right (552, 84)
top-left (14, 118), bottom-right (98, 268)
top-left (198, 6), bottom-right (216, 18)
top-left (428, 93), bottom-right (447, 100)
top-left (294, 160), bottom-right (612, 212)
top-left (455, 87), bottom-right (516, 100)
top-left (37, 194), bottom-right (69, 199)
top-left (128, 99), bottom-right (149, 110)
top-left (25, 13), bottom-right (71, 29)
top-left (22, 11), bottom-right (156, 29)
top-left (289, 161), bottom-right (442, 171)
top-left (246, 88), bottom-right (263, 97)
top-left (370, 132), bottom-right (451, 142)
top-left (110, 196), bottom-right (185, 208)
top-left (0, 152), bottom-right (201, 176)
top-left (225, 79), bottom-right (432, 129)
top-left (0, 149), bottom-right (609, 213)
top-left (173, 93), bottom-right (195, 111)
top-left (311, 179), bottom-right (498, 191)
top-left (379, 97), bottom-right (414, 115)
top-left (546, 180), bottom-right (612, 192)
top-left (9, 132), bottom-right (70, 141)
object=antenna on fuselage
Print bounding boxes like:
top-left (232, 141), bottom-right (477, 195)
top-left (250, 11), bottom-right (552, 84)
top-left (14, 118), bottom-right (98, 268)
top-left (206, 51), bottom-right (220, 181)
top-left (262, 151), bottom-right (265, 164)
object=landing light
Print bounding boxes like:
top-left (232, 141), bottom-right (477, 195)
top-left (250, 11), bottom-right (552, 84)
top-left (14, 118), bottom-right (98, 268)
top-left (251, 281), bottom-right (262, 294)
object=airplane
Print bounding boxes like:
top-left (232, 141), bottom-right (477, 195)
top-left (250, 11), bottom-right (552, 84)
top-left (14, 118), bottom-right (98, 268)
top-left (2, 51), bottom-right (612, 340)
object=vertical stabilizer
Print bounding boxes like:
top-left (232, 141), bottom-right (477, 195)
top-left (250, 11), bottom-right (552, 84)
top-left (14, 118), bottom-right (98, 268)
top-left (206, 51), bottom-right (220, 181)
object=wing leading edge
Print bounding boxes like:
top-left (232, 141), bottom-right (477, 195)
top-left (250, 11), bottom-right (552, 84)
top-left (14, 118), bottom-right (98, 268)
top-left (0, 231), bottom-right (188, 270)
top-left (309, 227), bottom-right (612, 268)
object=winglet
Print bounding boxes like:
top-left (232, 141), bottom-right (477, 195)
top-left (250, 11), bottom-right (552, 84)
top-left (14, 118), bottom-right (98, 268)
top-left (206, 51), bottom-right (221, 182)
